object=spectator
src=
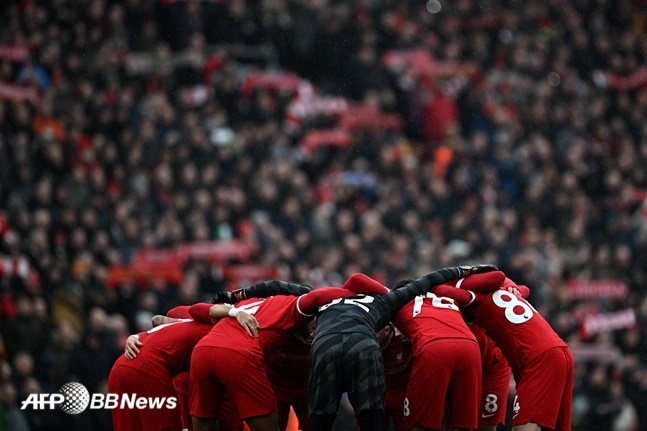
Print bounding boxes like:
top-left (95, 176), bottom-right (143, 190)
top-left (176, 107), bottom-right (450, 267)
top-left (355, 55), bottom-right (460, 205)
top-left (0, 1), bottom-right (646, 430)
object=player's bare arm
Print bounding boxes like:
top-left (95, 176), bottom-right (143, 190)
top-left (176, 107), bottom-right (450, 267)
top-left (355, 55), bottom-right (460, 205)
top-left (210, 304), bottom-right (260, 336)
top-left (152, 315), bottom-right (180, 327)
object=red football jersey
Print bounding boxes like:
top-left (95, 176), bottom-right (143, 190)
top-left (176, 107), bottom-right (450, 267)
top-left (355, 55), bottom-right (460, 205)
top-left (118, 319), bottom-right (212, 378)
top-left (382, 331), bottom-right (413, 406)
top-left (393, 292), bottom-right (476, 351)
top-left (197, 287), bottom-right (361, 356)
top-left (434, 273), bottom-right (568, 378)
top-left (265, 336), bottom-right (310, 383)
top-left (470, 324), bottom-right (509, 375)
top-left (198, 296), bottom-right (304, 356)
top-left (465, 289), bottom-right (567, 377)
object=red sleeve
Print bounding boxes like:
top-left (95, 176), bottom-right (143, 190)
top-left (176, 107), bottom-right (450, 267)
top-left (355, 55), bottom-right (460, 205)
top-left (296, 287), bottom-right (356, 316)
top-left (342, 273), bottom-right (390, 294)
top-left (167, 306), bottom-right (191, 319)
top-left (431, 285), bottom-right (475, 307)
top-left (188, 303), bottom-right (213, 324)
top-left (452, 270), bottom-right (505, 292)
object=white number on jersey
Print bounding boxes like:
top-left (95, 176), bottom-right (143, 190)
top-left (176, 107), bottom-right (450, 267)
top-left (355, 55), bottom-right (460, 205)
top-left (413, 292), bottom-right (459, 317)
top-left (492, 290), bottom-right (534, 324)
top-left (484, 393), bottom-right (498, 413)
top-left (318, 295), bottom-right (375, 313)
top-left (237, 300), bottom-right (266, 315)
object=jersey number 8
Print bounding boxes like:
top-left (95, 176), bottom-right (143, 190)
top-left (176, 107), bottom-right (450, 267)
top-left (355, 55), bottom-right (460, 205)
top-left (492, 290), bottom-right (534, 324)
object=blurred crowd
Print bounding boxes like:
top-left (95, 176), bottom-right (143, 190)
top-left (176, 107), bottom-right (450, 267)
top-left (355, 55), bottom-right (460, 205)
top-left (1, 0), bottom-right (647, 430)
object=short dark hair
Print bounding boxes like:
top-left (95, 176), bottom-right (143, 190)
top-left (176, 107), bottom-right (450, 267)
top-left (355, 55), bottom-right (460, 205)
top-left (393, 279), bottom-right (414, 290)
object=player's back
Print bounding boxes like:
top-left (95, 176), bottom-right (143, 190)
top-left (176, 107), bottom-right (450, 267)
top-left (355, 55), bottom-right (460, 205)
top-left (470, 323), bottom-right (509, 374)
top-left (467, 290), bottom-right (567, 376)
top-left (198, 295), bottom-right (305, 356)
top-left (265, 336), bottom-right (310, 381)
top-left (382, 331), bottom-right (412, 395)
top-left (394, 292), bottom-right (475, 351)
top-left (119, 319), bottom-right (212, 378)
top-left (313, 294), bottom-right (390, 343)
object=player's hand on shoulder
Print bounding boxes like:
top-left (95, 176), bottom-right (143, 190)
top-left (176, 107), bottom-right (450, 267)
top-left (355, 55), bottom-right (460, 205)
top-left (235, 311), bottom-right (260, 337)
top-left (125, 335), bottom-right (143, 360)
top-left (506, 286), bottom-right (521, 297)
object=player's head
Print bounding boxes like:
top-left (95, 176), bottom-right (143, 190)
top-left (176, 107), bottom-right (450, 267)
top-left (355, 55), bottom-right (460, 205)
top-left (393, 279), bottom-right (414, 290)
top-left (295, 317), bottom-right (316, 345)
top-left (376, 323), bottom-right (394, 348)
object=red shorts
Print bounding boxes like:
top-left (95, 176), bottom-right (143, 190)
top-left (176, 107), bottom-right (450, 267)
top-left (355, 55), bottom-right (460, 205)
top-left (108, 362), bottom-right (182, 431)
top-left (404, 339), bottom-right (481, 430)
top-left (173, 374), bottom-right (191, 431)
top-left (512, 346), bottom-right (574, 430)
top-left (479, 360), bottom-right (511, 427)
top-left (189, 346), bottom-right (277, 422)
top-left (384, 389), bottom-right (406, 431)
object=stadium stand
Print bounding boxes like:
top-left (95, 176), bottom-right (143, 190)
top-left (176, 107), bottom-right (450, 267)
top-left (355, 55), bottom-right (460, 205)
top-left (1, 0), bottom-right (647, 430)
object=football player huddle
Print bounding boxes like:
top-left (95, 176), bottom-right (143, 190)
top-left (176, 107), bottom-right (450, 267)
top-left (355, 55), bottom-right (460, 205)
top-left (107, 265), bottom-right (573, 431)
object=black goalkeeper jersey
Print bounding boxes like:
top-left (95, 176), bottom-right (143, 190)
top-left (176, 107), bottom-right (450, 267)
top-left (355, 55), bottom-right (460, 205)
top-left (312, 267), bottom-right (464, 343)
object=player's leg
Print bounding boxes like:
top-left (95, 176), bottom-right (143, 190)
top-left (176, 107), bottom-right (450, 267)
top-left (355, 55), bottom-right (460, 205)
top-left (222, 352), bottom-right (278, 431)
top-left (388, 407), bottom-right (407, 431)
top-left (246, 412), bottom-right (280, 431)
top-left (356, 409), bottom-right (385, 431)
top-left (136, 372), bottom-right (182, 431)
top-left (189, 346), bottom-right (226, 431)
top-left (511, 424), bottom-right (541, 431)
top-left (345, 335), bottom-right (386, 431)
top-left (477, 359), bottom-right (510, 431)
top-left (291, 398), bottom-right (310, 431)
top-left (402, 342), bottom-right (452, 430)
top-left (309, 414), bottom-right (337, 431)
top-left (443, 340), bottom-right (482, 431)
top-left (308, 334), bottom-right (346, 431)
top-left (108, 363), bottom-right (144, 431)
top-left (512, 347), bottom-right (572, 431)
top-left (192, 416), bottom-right (219, 431)
top-left (173, 373), bottom-right (192, 431)
top-left (553, 347), bottom-right (574, 431)
top-left (276, 401), bottom-right (291, 431)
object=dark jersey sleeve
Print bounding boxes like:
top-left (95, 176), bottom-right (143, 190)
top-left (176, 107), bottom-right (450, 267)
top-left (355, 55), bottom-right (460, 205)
top-left (241, 280), bottom-right (312, 299)
top-left (379, 266), bottom-right (464, 317)
top-left (213, 280), bottom-right (312, 304)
